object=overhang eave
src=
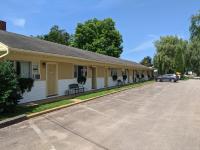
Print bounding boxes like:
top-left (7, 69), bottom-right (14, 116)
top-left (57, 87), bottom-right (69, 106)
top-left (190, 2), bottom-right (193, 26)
top-left (0, 42), bottom-right (9, 58)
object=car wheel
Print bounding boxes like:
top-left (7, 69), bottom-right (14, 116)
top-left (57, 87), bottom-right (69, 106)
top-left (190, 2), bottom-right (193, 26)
top-left (170, 79), bottom-right (175, 82)
top-left (157, 79), bottom-right (161, 82)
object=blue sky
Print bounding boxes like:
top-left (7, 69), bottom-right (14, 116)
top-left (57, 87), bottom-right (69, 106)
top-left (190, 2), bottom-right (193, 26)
top-left (0, 0), bottom-right (199, 62)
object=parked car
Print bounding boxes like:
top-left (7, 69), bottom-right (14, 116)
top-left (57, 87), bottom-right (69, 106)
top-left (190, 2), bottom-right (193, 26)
top-left (156, 74), bottom-right (178, 82)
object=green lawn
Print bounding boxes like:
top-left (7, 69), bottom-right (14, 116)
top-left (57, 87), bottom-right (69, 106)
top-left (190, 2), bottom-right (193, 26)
top-left (0, 80), bottom-right (154, 121)
top-left (76, 89), bottom-right (116, 100)
top-left (77, 80), bottom-right (154, 100)
top-left (0, 99), bottom-right (74, 121)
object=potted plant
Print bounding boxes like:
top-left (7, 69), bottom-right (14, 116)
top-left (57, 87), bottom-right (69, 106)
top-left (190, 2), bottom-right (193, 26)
top-left (141, 74), bottom-right (144, 79)
top-left (123, 75), bottom-right (127, 81)
top-left (112, 75), bottom-right (118, 81)
top-left (136, 74), bottom-right (140, 82)
top-left (77, 76), bottom-right (87, 85)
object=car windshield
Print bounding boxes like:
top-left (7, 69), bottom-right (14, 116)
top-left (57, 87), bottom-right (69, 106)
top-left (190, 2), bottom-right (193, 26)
top-left (165, 74), bottom-right (175, 77)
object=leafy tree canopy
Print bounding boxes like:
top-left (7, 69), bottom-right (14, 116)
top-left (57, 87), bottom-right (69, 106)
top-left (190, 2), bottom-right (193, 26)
top-left (72, 18), bottom-right (123, 58)
top-left (186, 39), bottom-right (200, 75)
top-left (186, 10), bottom-right (200, 75)
top-left (0, 61), bottom-right (34, 112)
top-left (0, 61), bottom-right (18, 104)
top-left (140, 56), bottom-right (153, 67)
top-left (37, 25), bottom-right (71, 45)
top-left (153, 36), bottom-right (187, 74)
top-left (190, 11), bottom-right (200, 41)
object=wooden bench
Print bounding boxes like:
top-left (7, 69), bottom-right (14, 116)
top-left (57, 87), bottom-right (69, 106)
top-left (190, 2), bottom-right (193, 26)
top-left (65, 84), bottom-right (84, 95)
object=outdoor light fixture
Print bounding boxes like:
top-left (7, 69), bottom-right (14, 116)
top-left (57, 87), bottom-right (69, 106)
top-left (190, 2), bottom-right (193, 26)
top-left (42, 62), bottom-right (46, 67)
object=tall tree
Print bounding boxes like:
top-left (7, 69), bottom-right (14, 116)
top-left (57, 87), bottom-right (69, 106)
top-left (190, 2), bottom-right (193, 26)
top-left (37, 25), bottom-right (70, 45)
top-left (186, 39), bottom-right (200, 75)
top-left (140, 56), bottom-right (153, 67)
top-left (186, 10), bottom-right (200, 75)
top-left (153, 36), bottom-right (187, 74)
top-left (187, 11), bottom-right (200, 75)
top-left (72, 18), bottom-right (123, 58)
top-left (190, 11), bottom-right (200, 41)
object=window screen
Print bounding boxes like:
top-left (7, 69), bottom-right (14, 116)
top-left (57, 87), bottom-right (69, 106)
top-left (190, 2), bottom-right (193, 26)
top-left (16, 61), bottom-right (31, 78)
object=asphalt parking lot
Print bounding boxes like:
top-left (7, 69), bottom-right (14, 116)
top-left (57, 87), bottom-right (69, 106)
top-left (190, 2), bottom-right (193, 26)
top-left (1, 80), bottom-right (200, 150)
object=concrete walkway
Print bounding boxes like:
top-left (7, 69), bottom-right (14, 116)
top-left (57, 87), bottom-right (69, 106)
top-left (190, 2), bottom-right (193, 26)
top-left (1, 80), bottom-right (200, 150)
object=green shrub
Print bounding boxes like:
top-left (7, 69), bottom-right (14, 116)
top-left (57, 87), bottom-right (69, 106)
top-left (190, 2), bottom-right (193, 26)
top-left (112, 75), bottom-right (118, 81)
top-left (0, 61), bottom-right (19, 112)
top-left (0, 61), bottom-right (34, 113)
top-left (77, 76), bottom-right (86, 85)
top-left (180, 76), bottom-right (189, 80)
top-left (18, 78), bottom-right (34, 93)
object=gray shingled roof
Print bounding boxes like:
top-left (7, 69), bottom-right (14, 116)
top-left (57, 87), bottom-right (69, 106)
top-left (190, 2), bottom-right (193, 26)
top-left (0, 30), bottom-right (149, 69)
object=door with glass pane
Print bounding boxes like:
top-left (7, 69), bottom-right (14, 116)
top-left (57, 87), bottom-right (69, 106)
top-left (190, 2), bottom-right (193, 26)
top-left (47, 64), bottom-right (57, 96)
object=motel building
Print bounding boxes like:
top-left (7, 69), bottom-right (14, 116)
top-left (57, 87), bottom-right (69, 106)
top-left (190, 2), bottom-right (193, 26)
top-left (0, 21), bottom-right (153, 103)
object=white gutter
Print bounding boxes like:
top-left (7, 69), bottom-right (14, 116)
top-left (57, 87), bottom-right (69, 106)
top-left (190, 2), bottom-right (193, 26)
top-left (0, 42), bottom-right (9, 58)
top-left (9, 47), bottom-right (151, 70)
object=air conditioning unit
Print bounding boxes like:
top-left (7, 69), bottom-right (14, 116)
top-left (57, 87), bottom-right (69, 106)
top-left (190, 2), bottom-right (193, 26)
top-left (33, 74), bottom-right (41, 80)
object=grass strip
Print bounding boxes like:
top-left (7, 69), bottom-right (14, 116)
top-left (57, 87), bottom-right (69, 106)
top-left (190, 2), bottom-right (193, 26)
top-left (77, 80), bottom-right (154, 100)
top-left (0, 99), bottom-right (73, 121)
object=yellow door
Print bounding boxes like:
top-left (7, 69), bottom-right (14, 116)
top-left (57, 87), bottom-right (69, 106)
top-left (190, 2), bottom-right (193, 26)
top-left (47, 64), bottom-right (57, 96)
top-left (92, 67), bottom-right (97, 89)
top-left (127, 70), bottom-right (130, 83)
top-left (104, 68), bottom-right (108, 88)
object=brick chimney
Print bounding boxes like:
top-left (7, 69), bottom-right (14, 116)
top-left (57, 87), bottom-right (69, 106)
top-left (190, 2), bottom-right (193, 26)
top-left (0, 20), bottom-right (6, 31)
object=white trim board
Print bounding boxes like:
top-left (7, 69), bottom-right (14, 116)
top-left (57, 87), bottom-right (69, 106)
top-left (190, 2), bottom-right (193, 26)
top-left (0, 42), bottom-right (9, 58)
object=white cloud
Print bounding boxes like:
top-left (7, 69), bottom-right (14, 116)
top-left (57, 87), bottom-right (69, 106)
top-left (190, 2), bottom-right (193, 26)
top-left (129, 34), bottom-right (158, 53)
top-left (131, 40), bottom-right (155, 52)
top-left (12, 18), bottom-right (26, 27)
top-left (128, 33), bottom-right (187, 54)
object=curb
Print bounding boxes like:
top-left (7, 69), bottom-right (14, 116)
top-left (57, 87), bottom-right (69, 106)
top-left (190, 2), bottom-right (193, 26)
top-left (27, 101), bottom-right (80, 119)
top-left (0, 114), bottom-right (27, 129)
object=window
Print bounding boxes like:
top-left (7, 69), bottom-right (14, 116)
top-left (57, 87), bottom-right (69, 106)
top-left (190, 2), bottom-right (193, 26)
top-left (74, 65), bottom-right (87, 78)
top-left (16, 61), bottom-right (31, 78)
top-left (122, 69), bottom-right (128, 76)
top-left (32, 63), bottom-right (40, 80)
top-left (111, 69), bottom-right (117, 76)
top-left (125, 69), bottom-right (128, 75)
top-left (32, 64), bottom-right (39, 74)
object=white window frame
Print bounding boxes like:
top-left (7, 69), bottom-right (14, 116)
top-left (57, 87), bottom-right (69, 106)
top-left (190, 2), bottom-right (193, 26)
top-left (73, 65), bottom-right (87, 78)
top-left (111, 68), bottom-right (117, 76)
top-left (15, 60), bottom-right (32, 78)
top-left (32, 61), bottom-right (41, 80)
